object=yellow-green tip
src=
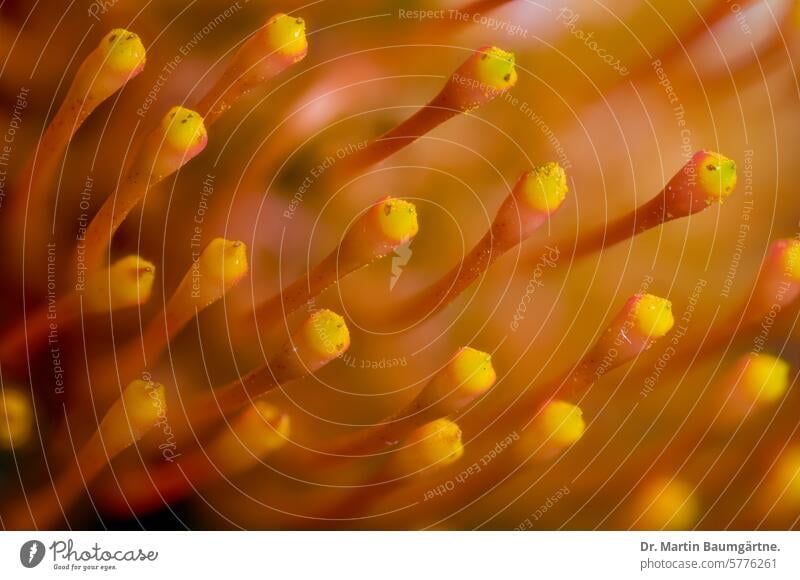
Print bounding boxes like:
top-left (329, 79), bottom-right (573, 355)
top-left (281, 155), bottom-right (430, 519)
top-left (520, 162), bottom-right (568, 213)
top-left (634, 478), bottom-right (699, 530)
top-left (632, 294), bottom-right (674, 339)
top-left (534, 401), bottom-right (585, 448)
top-left (449, 347), bottom-right (497, 398)
top-left (199, 238), bottom-right (249, 285)
top-left (161, 106), bottom-right (208, 152)
top-left (741, 354), bottom-right (790, 404)
top-left (0, 388), bottom-right (32, 449)
top-left (474, 46), bottom-right (517, 91)
top-left (395, 418), bottom-right (464, 473)
top-left (302, 309), bottom-right (350, 359)
top-left (695, 150), bottom-right (737, 202)
top-left (374, 198), bottom-right (419, 244)
top-left (107, 255), bottom-right (155, 310)
top-left (265, 13), bottom-right (308, 58)
top-left (99, 29), bottom-right (146, 74)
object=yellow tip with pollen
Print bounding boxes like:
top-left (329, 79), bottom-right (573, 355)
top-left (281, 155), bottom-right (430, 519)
top-left (266, 13), bottom-right (308, 58)
top-left (534, 401), bottom-right (585, 449)
top-left (199, 238), bottom-right (249, 285)
top-left (474, 46), bottom-right (517, 90)
top-left (0, 388), bottom-right (33, 449)
top-left (781, 239), bottom-right (800, 280)
top-left (632, 294), bottom-right (674, 338)
top-left (695, 150), bottom-right (737, 202)
top-left (99, 29), bottom-right (146, 74)
top-left (302, 309), bottom-right (350, 359)
top-left (741, 354), bottom-right (790, 404)
top-left (521, 162), bottom-right (568, 213)
top-left (449, 347), bottom-right (497, 397)
top-left (161, 106), bottom-right (207, 152)
top-left (633, 477), bottom-right (699, 530)
top-left (419, 347), bottom-right (497, 415)
top-left (374, 198), bottom-right (419, 244)
top-left (393, 418), bottom-right (464, 474)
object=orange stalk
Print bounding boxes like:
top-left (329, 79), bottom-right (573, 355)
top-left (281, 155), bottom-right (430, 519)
top-left (251, 197), bottom-right (419, 326)
top-left (381, 162), bottom-right (567, 327)
top-left (7, 29), bottom-right (146, 251)
top-left (331, 45), bottom-right (517, 182)
top-left (194, 13), bottom-right (308, 126)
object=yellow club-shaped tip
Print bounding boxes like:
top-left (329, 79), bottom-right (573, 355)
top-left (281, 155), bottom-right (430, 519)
top-left (394, 418), bottom-right (464, 474)
top-left (520, 162), bottom-right (568, 213)
top-left (534, 401), bottom-right (585, 449)
top-left (302, 309), bottom-right (350, 359)
top-left (107, 255), bottom-right (155, 310)
top-left (119, 379), bottom-right (165, 435)
top-left (474, 46), bottom-right (517, 91)
top-left (695, 150), bottom-right (737, 202)
top-left (240, 401), bottom-right (291, 453)
top-left (374, 197), bottom-right (419, 244)
top-left (741, 354), bottom-right (790, 404)
top-left (420, 347), bottom-right (497, 414)
top-left (0, 388), bottom-right (33, 449)
top-left (632, 294), bottom-right (674, 339)
top-left (449, 347), bottom-right (497, 398)
top-left (160, 106), bottom-right (207, 152)
top-left (199, 238), bottom-right (249, 285)
top-left (99, 29), bottom-right (146, 74)
top-left (780, 239), bottom-right (800, 280)
top-left (265, 13), bottom-right (308, 58)
top-left (634, 477), bottom-right (699, 530)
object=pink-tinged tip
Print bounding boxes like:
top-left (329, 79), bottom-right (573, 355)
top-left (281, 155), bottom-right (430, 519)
top-left (662, 150), bottom-right (737, 216)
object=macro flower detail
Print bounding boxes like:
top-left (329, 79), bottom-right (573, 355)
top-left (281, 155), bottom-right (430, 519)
top-left (0, 1), bottom-right (797, 537)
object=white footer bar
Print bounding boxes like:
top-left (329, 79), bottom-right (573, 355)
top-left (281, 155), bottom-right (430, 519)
top-left (1, 531), bottom-right (798, 579)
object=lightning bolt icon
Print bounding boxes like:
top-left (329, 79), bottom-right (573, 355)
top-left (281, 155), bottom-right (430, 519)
top-left (390, 241), bottom-right (413, 291)
top-left (28, 543), bottom-right (38, 564)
